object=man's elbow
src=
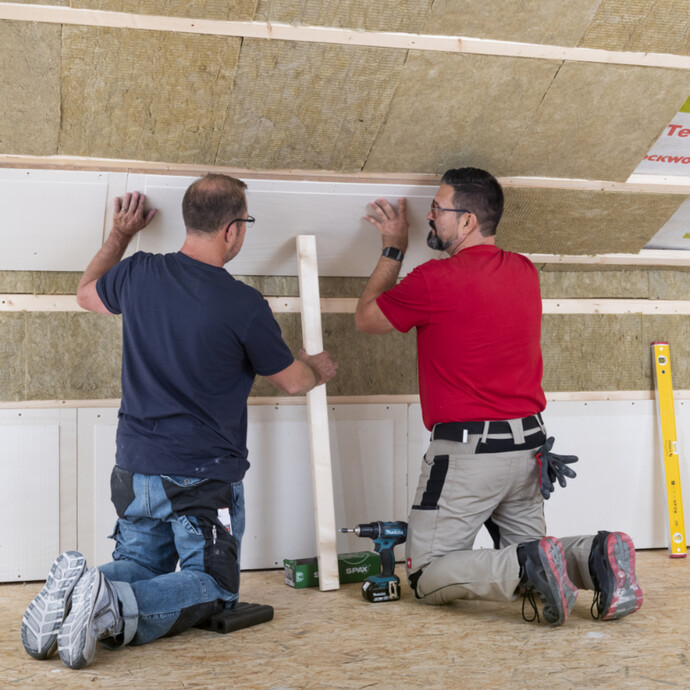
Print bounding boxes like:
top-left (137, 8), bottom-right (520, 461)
top-left (267, 364), bottom-right (310, 396)
top-left (355, 310), bottom-right (391, 335)
top-left (355, 310), bottom-right (376, 334)
top-left (75, 289), bottom-right (89, 310)
top-left (281, 380), bottom-right (308, 396)
top-left (76, 290), bottom-right (101, 313)
top-left (76, 284), bottom-right (109, 314)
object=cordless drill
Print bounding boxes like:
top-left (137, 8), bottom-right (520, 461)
top-left (340, 521), bottom-right (407, 602)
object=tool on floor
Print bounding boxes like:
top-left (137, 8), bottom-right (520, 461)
top-left (340, 521), bottom-right (407, 602)
top-left (652, 342), bottom-right (687, 558)
top-left (199, 602), bottom-right (274, 634)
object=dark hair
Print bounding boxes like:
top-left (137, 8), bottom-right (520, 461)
top-left (182, 173), bottom-right (248, 234)
top-left (440, 168), bottom-right (504, 237)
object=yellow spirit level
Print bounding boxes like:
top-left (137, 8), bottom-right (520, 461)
top-left (652, 343), bottom-right (687, 558)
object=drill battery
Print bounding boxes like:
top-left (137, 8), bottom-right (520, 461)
top-left (362, 574), bottom-right (401, 602)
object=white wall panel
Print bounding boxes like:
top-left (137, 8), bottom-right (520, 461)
top-left (0, 168), bottom-right (442, 275)
top-left (92, 424), bottom-right (119, 566)
top-left (133, 176), bottom-right (438, 277)
top-left (321, 404), bottom-right (408, 562)
top-left (244, 403), bottom-right (408, 567)
top-left (543, 400), bottom-right (690, 550)
top-left (8, 399), bottom-right (686, 581)
top-left (76, 409), bottom-right (118, 568)
top-left (0, 169), bottom-right (113, 271)
top-left (0, 409), bottom-right (76, 581)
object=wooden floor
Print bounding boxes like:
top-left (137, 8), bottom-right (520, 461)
top-left (1, 550), bottom-right (688, 689)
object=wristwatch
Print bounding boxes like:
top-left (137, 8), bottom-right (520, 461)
top-left (381, 247), bottom-right (404, 262)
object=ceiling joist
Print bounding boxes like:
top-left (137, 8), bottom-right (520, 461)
top-left (1, 2), bottom-right (690, 71)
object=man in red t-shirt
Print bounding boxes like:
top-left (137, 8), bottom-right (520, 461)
top-left (355, 167), bottom-right (642, 626)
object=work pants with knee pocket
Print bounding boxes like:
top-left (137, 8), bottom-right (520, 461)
top-left (99, 466), bottom-right (244, 646)
top-left (406, 416), bottom-right (596, 605)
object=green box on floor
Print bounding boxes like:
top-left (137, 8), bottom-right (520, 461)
top-left (283, 551), bottom-right (381, 588)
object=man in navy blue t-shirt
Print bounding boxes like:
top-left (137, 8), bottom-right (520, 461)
top-left (21, 174), bottom-right (337, 669)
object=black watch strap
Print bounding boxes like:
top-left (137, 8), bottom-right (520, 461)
top-left (381, 247), bottom-right (404, 262)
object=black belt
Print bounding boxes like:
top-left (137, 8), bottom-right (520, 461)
top-left (432, 414), bottom-right (543, 442)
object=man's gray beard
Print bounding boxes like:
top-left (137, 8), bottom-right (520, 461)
top-left (426, 227), bottom-right (451, 252)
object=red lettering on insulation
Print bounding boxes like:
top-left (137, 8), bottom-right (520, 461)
top-left (666, 124), bottom-right (690, 137)
top-left (644, 155), bottom-right (690, 164)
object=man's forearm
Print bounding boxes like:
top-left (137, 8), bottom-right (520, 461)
top-left (78, 228), bottom-right (133, 291)
top-left (361, 255), bottom-right (402, 300)
top-left (77, 191), bottom-right (156, 313)
top-left (266, 350), bottom-right (337, 395)
top-left (76, 228), bottom-right (135, 313)
top-left (355, 255), bottom-right (401, 333)
top-left (356, 196), bottom-right (407, 333)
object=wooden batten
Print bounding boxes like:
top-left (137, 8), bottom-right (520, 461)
top-left (296, 235), bottom-right (339, 591)
top-left (4, 295), bottom-right (690, 314)
top-left (1, 3), bottom-right (690, 70)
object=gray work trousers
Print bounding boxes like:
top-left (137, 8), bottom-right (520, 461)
top-left (406, 425), bottom-right (595, 605)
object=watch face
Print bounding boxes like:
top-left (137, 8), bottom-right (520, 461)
top-left (383, 247), bottom-right (403, 261)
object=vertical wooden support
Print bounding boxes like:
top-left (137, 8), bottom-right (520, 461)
top-left (296, 235), bottom-right (340, 590)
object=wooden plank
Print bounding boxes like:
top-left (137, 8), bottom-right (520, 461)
top-left (3, 391), bottom-right (690, 410)
top-left (527, 251), bottom-right (690, 267)
top-left (296, 235), bottom-right (339, 591)
top-left (0, 155), bottom-right (443, 185)
top-left (0, 295), bottom-right (85, 311)
top-left (1, 2), bottom-right (690, 70)
top-left (7, 294), bottom-right (690, 314)
top-left (3, 157), bottom-right (690, 195)
top-left (541, 299), bottom-right (690, 314)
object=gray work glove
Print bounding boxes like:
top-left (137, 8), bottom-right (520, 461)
top-left (535, 437), bottom-right (578, 500)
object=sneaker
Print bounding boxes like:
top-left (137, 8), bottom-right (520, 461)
top-left (58, 567), bottom-right (123, 669)
top-left (21, 551), bottom-right (87, 660)
top-left (589, 531), bottom-right (643, 620)
top-left (518, 537), bottom-right (578, 626)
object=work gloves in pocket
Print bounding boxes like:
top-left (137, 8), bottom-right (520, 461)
top-left (535, 437), bottom-right (578, 500)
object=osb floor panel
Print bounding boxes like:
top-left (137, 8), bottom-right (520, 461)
top-left (1, 550), bottom-right (688, 688)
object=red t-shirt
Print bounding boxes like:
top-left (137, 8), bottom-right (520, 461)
top-left (377, 245), bottom-right (546, 430)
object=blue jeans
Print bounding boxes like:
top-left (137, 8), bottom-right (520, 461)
top-left (99, 467), bottom-right (245, 646)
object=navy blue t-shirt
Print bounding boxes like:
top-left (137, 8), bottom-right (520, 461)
top-left (97, 251), bottom-right (294, 483)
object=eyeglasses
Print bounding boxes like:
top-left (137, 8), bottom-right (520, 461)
top-left (430, 202), bottom-right (471, 220)
top-left (228, 215), bottom-right (255, 228)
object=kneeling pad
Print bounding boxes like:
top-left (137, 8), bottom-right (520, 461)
top-left (198, 602), bottom-right (274, 634)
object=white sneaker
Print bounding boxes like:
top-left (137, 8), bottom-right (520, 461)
top-left (21, 551), bottom-right (87, 659)
top-left (58, 567), bottom-right (124, 669)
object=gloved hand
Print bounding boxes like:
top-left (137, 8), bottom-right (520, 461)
top-left (535, 437), bottom-right (578, 500)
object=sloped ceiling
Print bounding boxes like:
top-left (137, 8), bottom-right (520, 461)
top-left (0, 0), bottom-right (689, 256)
